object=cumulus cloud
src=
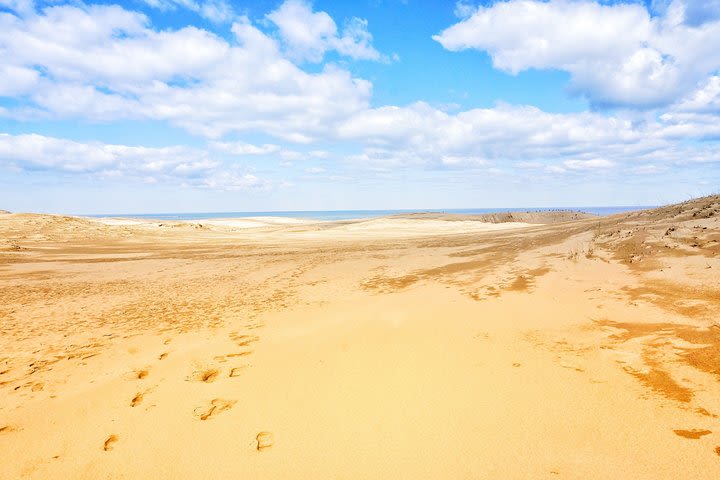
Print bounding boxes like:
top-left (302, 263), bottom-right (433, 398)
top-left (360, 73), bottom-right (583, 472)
top-left (1, 0), bottom-right (719, 192)
top-left (433, 0), bottom-right (720, 108)
top-left (0, 64), bottom-right (39, 96)
top-left (0, 2), bottom-right (372, 139)
top-left (266, 0), bottom-right (381, 63)
top-left (0, 133), bottom-right (215, 176)
top-left (562, 159), bottom-right (614, 170)
top-left (0, 0), bottom-right (34, 15)
top-left (2, 100), bottom-right (719, 188)
top-left (453, 1), bottom-right (476, 19)
top-left (673, 76), bottom-right (720, 113)
top-left (140, 0), bottom-right (235, 23)
top-left (0, 133), bottom-right (270, 190)
top-left (335, 101), bottom-right (720, 175)
top-left (339, 102), bottom-right (646, 160)
top-left (211, 141), bottom-right (282, 156)
top-left (199, 171), bottom-right (270, 190)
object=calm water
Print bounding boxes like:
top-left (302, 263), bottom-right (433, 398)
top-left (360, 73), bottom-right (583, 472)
top-left (88, 206), bottom-right (653, 221)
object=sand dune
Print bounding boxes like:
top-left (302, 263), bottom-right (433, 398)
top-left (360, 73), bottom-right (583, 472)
top-left (1, 197), bottom-right (719, 479)
top-left (89, 214), bottom-right (538, 239)
top-left (93, 216), bottom-right (317, 229)
top-left (388, 209), bottom-right (596, 223)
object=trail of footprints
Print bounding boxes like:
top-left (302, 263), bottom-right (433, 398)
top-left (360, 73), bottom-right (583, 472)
top-left (193, 399), bottom-right (236, 421)
top-left (105, 330), bottom-right (268, 451)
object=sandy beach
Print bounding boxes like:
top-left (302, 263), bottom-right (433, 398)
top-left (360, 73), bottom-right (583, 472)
top-left (1, 197), bottom-right (719, 479)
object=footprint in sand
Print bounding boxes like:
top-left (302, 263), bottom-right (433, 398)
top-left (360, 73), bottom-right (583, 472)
top-left (193, 399), bottom-right (236, 420)
top-left (158, 352), bottom-right (168, 360)
top-left (189, 368), bottom-right (221, 383)
top-left (256, 431), bottom-right (274, 451)
top-left (0, 425), bottom-right (15, 434)
top-left (229, 366), bottom-right (247, 378)
top-left (229, 333), bottom-right (259, 348)
top-left (130, 392), bottom-right (144, 407)
top-left (123, 368), bottom-right (150, 381)
top-left (560, 362), bottom-right (585, 372)
top-left (226, 351), bottom-right (253, 358)
top-left (696, 408), bottom-right (717, 418)
top-left (103, 435), bottom-right (118, 451)
top-left (673, 429), bottom-right (712, 439)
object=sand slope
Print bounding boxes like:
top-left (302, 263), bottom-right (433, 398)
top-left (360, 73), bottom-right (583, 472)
top-left (1, 199), bottom-right (719, 479)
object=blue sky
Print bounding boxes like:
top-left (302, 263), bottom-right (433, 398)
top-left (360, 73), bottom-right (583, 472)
top-left (0, 0), bottom-right (718, 214)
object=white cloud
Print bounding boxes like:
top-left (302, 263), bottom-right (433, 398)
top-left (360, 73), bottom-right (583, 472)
top-left (630, 164), bottom-right (665, 174)
top-left (671, 0), bottom-right (720, 26)
top-left (0, 3), bottom-right (372, 139)
top-left (433, 0), bottom-right (720, 108)
top-left (2, 100), bottom-right (718, 190)
top-left (267, 0), bottom-right (381, 63)
top-left (0, 64), bottom-right (39, 96)
top-left (0, 0), bottom-right (33, 15)
top-left (211, 141), bottom-right (282, 156)
top-left (453, 1), bottom-right (476, 19)
top-left (0, 5), bottom-right (228, 88)
top-left (0, 133), bottom-right (215, 177)
top-left (440, 155), bottom-right (488, 167)
top-left (199, 172), bottom-right (270, 190)
top-left (141, 0), bottom-right (235, 23)
top-left (657, 111), bottom-right (720, 139)
top-left (674, 76), bottom-right (720, 113)
top-left (0, 132), bottom-right (270, 190)
top-left (333, 17), bottom-right (381, 61)
top-left (335, 101), bottom-right (720, 175)
top-left (338, 102), bottom-right (648, 162)
top-left (279, 150), bottom-right (304, 161)
top-left (562, 159), bottom-right (614, 170)
top-left (1, 0), bottom-right (719, 192)
top-left (308, 150), bottom-right (330, 158)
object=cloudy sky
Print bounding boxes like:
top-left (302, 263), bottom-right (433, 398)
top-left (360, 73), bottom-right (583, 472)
top-left (0, 0), bottom-right (718, 214)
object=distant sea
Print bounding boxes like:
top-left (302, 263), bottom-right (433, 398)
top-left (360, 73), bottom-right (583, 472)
top-left (88, 206), bottom-right (653, 221)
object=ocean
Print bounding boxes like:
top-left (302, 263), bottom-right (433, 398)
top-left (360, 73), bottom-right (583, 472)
top-left (87, 206), bottom-right (653, 221)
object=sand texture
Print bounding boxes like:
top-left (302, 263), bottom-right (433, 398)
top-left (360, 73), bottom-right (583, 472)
top-left (1, 197), bottom-right (720, 479)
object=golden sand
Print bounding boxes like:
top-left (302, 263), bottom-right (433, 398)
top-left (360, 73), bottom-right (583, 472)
top-left (1, 198), bottom-right (719, 479)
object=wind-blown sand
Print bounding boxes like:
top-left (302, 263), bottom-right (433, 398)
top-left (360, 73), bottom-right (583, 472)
top-left (1, 198), bottom-right (719, 479)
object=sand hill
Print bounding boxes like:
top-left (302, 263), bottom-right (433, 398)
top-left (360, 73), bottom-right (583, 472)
top-left (0, 197), bottom-right (719, 479)
top-left (389, 209), bottom-right (597, 223)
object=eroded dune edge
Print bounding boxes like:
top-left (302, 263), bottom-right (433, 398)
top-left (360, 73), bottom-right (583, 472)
top-left (1, 197), bottom-right (719, 479)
